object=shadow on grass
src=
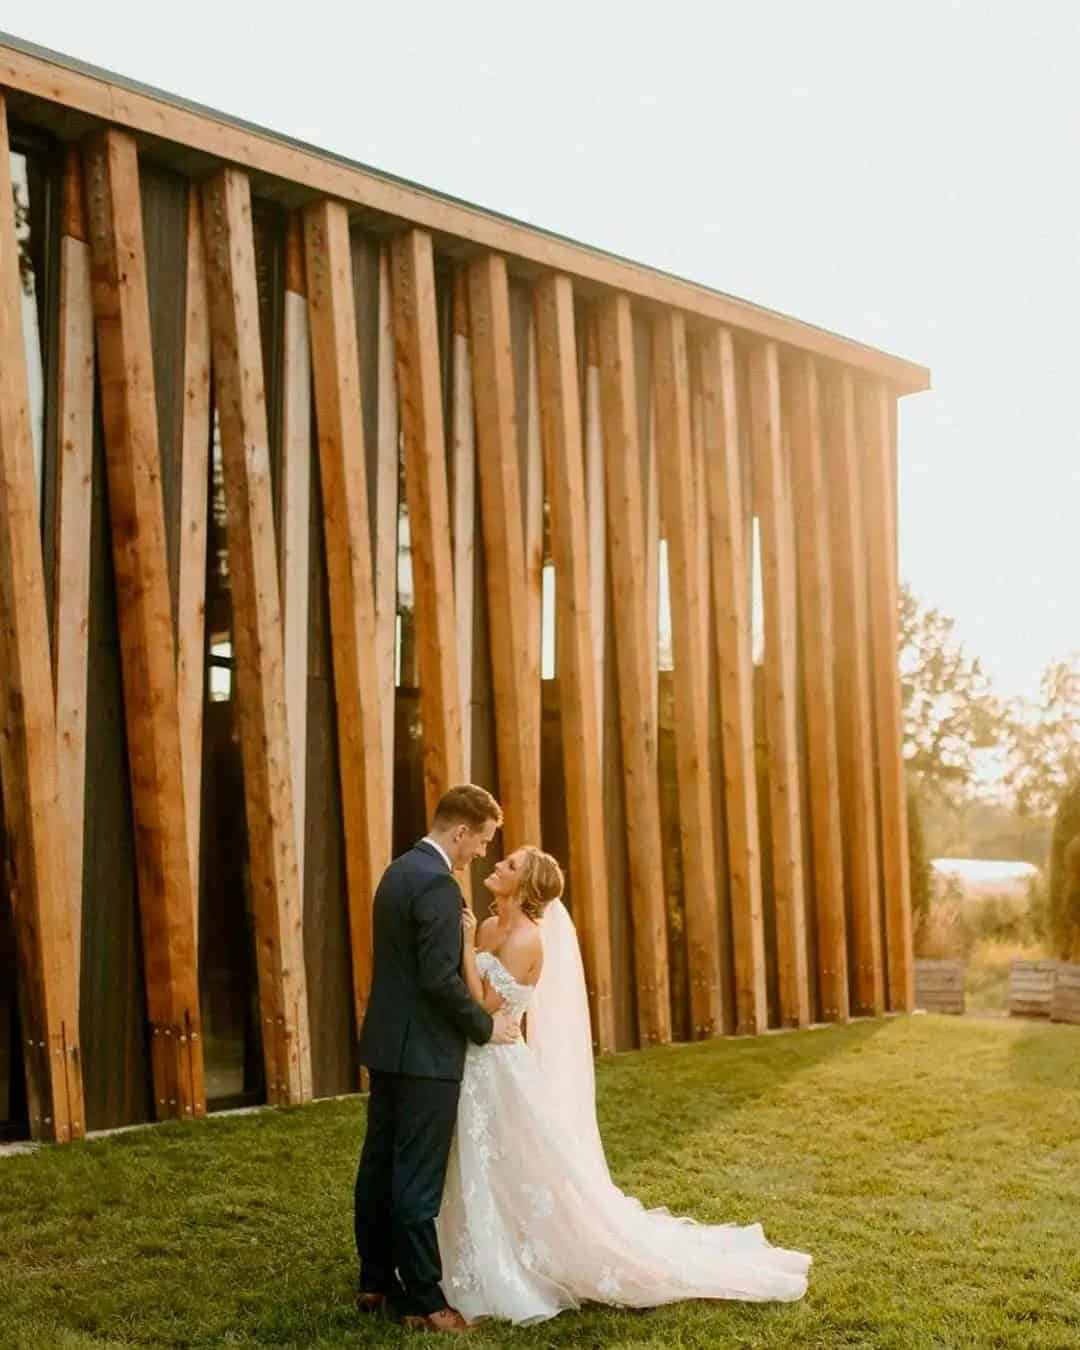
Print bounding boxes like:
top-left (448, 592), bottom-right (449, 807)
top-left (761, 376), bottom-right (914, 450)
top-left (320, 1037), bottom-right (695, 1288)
top-left (1005, 1015), bottom-right (1080, 1087)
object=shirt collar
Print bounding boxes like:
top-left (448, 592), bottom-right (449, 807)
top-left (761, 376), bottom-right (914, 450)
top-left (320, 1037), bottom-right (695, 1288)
top-left (421, 836), bottom-right (453, 872)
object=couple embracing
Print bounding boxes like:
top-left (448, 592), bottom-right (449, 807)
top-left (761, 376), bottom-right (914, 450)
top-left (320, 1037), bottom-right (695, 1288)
top-left (353, 784), bottom-right (811, 1333)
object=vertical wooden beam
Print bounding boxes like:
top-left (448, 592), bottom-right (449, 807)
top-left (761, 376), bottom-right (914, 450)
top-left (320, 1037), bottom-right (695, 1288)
top-left (467, 253), bottom-right (540, 848)
top-left (302, 198), bottom-right (390, 1044)
top-left (524, 313), bottom-right (545, 697)
top-left (202, 168), bottom-right (311, 1105)
top-left (821, 369), bottom-right (883, 1014)
top-left (51, 148), bottom-right (94, 1008)
top-left (786, 354), bottom-right (849, 1022)
top-left (279, 214), bottom-right (312, 887)
top-left (176, 187), bottom-right (210, 926)
top-left (595, 294), bottom-right (671, 1045)
top-left (450, 268), bottom-right (475, 779)
top-left (652, 311), bottom-right (723, 1038)
top-left (700, 329), bottom-right (767, 1034)
top-left (582, 320), bottom-right (605, 731)
top-left (0, 99), bottom-right (85, 1142)
top-left (644, 386), bottom-right (660, 731)
top-left (83, 127), bottom-right (204, 1119)
top-left (858, 378), bottom-right (914, 1012)
top-left (374, 245), bottom-right (400, 799)
top-left (534, 275), bottom-right (616, 1053)
top-left (747, 341), bottom-right (810, 1028)
top-left (390, 229), bottom-right (466, 815)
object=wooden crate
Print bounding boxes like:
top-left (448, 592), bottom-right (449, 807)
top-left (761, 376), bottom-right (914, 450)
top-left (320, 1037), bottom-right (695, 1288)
top-left (914, 959), bottom-right (966, 1014)
top-left (1050, 962), bottom-right (1080, 1025)
top-left (1008, 960), bottom-right (1059, 1018)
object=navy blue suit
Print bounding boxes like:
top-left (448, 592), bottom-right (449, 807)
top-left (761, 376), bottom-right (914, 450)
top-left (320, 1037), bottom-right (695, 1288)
top-left (354, 841), bottom-right (493, 1314)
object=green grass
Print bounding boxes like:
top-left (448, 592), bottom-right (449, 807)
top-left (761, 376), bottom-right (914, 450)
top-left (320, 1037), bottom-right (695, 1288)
top-left (2, 1016), bottom-right (1079, 1349)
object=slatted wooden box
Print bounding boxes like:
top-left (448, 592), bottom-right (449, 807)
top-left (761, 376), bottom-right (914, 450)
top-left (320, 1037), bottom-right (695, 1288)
top-left (914, 959), bottom-right (966, 1014)
top-left (1008, 960), bottom-right (1060, 1018)
top-left (1050, 962), bottom-right (1080, 1025)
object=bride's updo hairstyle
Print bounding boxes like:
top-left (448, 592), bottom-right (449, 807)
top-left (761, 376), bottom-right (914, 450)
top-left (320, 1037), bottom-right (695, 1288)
top-left (516, 847), bottom-right (564, 922)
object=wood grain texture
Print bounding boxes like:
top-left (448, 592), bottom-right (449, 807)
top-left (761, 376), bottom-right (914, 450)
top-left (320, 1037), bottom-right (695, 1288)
top-left (467, 253), bottom-right (540, 848)
top-left (651, 310), bottom-right (724, 1038)
top-left (0, 98), bottom-right (85, 1142)
top-left (202, 166), bottom-right (311, 1104)
top-left (820, 368), bottom-right (884, 1015)
top-left (533, 274), bottom-right (616, 1053)
top-left (302, 198), bottom-right (390, 1046)
top-left (374, 244), bottom-right (399, 798)
top-left (450, 268), bottom-right (475, 780)
top-left (858, 378), bottom-right (914, 1012)
top-left (785, 353), bottom-right (849, 1021)
top-left (582, 319), bottom-right (606, 732)
top-left (389, 229), bottom-right (467, 827)
top-left (747, 341), bottom-right (810, 1028)
top-left (175, 187), bottom-right (210, 926)
top-left (83, 127), bottom-right (205, 1121)
top-left (52, 147), bottom-right (95, 1009)
top-left (595, 293), bottom-right (671, 1046)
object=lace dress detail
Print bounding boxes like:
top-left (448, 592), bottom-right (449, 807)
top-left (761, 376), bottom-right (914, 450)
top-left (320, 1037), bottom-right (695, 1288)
top-left (437, 953), bottom-right (810, 1325)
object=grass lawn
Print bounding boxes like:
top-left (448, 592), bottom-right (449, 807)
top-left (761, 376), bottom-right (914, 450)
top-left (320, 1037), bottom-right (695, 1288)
top-left (2, 1016), bottom-right (1079, 1349)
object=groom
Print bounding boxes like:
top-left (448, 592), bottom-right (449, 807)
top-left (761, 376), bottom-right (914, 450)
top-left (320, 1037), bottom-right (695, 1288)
top-left (354, 784), bottom-right (519, 1333)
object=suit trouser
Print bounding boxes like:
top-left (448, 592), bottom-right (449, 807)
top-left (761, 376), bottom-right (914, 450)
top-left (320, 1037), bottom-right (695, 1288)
top-left (354, 1069), bottom-right (460, 1315)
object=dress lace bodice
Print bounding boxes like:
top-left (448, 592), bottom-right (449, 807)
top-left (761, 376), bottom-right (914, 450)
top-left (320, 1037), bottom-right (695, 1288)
top-left (475, 950), bottom-right (534, 1026)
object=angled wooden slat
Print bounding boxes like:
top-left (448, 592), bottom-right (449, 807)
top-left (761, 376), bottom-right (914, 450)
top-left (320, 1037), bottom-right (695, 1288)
top-left (786, 354), bottom-right (849, 1022)
top-left (175, 186), bottom-right (210, 926)
top-left (390, 229), bottom-right (467, 821)
top-left (858, 378), bottom-right (914, 1012)
top-left (699, 329), bottom-right (767, 1034)
top-left (747, 341), bottom-right (810, 1028)
top-left (533, 274), bottom-right (616, 1053)
top-left (582, 320), bottom-right (606, 731)
top-left (652, 311), bottom-right (724, 1038)
top-left (595, 293), bottom-right (671, 1046)
top-left (52, 147), bottom-right (94, 1010)
top-left (374, 244), bottom-right (399, 797)
top-left (467, 253), bottom-right (540, 848)
top-left (821, 368), bottom-right (884, 1014)
top-left (0, 99), bottom-right (85, 1143)
top-left (83, 127), bottom-right (204, 1120)
top-left (202, 167), bottom-right (311, 1105)
top-left (450, 268), bottom-right (475, 779)
top-left (302, 198), bottom-right (390, 1044)
top-left (280, 213), bottom-right (312, 887)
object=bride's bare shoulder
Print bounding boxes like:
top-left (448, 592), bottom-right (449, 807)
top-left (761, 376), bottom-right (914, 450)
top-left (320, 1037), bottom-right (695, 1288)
top-left (476, 916), bottom-right (501, 951)
top-left (498, 923), bottom-right (544, 985)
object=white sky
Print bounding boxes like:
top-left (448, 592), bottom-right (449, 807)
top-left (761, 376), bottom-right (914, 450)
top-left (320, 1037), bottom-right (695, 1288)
top-left (8, 1), bottom-right (1079, 702)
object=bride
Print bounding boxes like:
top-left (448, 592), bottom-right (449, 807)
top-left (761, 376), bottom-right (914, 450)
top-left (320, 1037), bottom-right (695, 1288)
top-left (436, 846), bottom-right (811, 1325)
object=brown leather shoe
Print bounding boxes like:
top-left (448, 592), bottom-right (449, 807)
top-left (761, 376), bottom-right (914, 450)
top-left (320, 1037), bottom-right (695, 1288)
top-left (400, 1306), bottom-right (471, 1334)
top-left (354, 1290), bottom-right (387, 1314)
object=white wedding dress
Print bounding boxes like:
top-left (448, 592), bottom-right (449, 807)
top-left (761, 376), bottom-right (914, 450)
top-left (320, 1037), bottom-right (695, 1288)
top-left (436, 901), bottom-right (811, 1325)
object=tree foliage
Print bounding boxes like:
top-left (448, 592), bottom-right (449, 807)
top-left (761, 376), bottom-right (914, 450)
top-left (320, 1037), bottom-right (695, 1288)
top-left (1048, 778), bottom-right (1080, 960)
top-left (1004, 657), bottom-right (1080, 819)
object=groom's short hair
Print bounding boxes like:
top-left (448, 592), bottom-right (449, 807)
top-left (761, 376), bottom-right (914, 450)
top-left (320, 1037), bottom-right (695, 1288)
top-left (432, 784), bottom-right (503, 832)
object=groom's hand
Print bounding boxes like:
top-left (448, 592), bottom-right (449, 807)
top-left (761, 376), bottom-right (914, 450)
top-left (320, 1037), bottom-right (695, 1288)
top-left (490, 1010), bottom-right (520, 1045)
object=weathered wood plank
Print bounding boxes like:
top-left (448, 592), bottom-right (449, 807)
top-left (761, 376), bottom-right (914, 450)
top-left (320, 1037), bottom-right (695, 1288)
top-left (467, 253), bottom-right (540, 848)
top-left (175, 186), bottom-right (210, 925)
top-left (858, 379), bottom-right (914, 1013)
top-left (785, 354), bottom-right (849, 1022)
top-left (302, 198), bottom-right (390, 1044)
top-left (533, 274), bottom-right (616, 1053)
top-left (595, 293), bottom-right (671, 1045)
top-left (582, 320), bottom-right (606, 731)
top-left (374, 244), bottom-right (399, 798)
top-left (699, 329), bottom-right (767, 1034)
top-left (652, 311), bottom-right (724, 1038)
top-left (51, 147), bottom-right (95, 1010)
top-left (390, 230), bottom-right (466, 820)
top-left (0, 99), bottom-right (86, 1142)
top-left (747, 341), bottom-right (810, 1028)
top-left (820, 368), bottom-right (884, 1014)
top-left (524, 311), bottom-right (545, 703)
top-left (202, 167), bottom-right (311, 1105)
top-left (280, 213), bottom-right (311, 888)
top-left (83, 127), bottom-right (205, 1121)
top-left (450, 268), bottom-right (475, 780)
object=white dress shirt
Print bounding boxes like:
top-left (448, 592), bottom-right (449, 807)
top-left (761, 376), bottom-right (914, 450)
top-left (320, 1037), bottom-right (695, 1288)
top-left (421, 835), bottom-right (453, 872)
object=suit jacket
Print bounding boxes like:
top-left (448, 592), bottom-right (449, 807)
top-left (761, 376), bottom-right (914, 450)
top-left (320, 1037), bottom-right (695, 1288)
top-left (357, 840), bottom-right (493, 1080)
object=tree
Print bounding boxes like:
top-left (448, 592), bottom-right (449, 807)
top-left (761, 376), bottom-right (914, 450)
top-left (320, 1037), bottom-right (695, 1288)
top-left (1048, 778), bottom-right (1080, 961)
top-left (1004, 657), bottom-right (1080, 818)
top-left (899, 584), bottom-right (1005, 803)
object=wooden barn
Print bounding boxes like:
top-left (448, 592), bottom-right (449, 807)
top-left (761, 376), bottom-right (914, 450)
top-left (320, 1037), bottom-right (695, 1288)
top-left (0, 35), bottom-right (929, 1143)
